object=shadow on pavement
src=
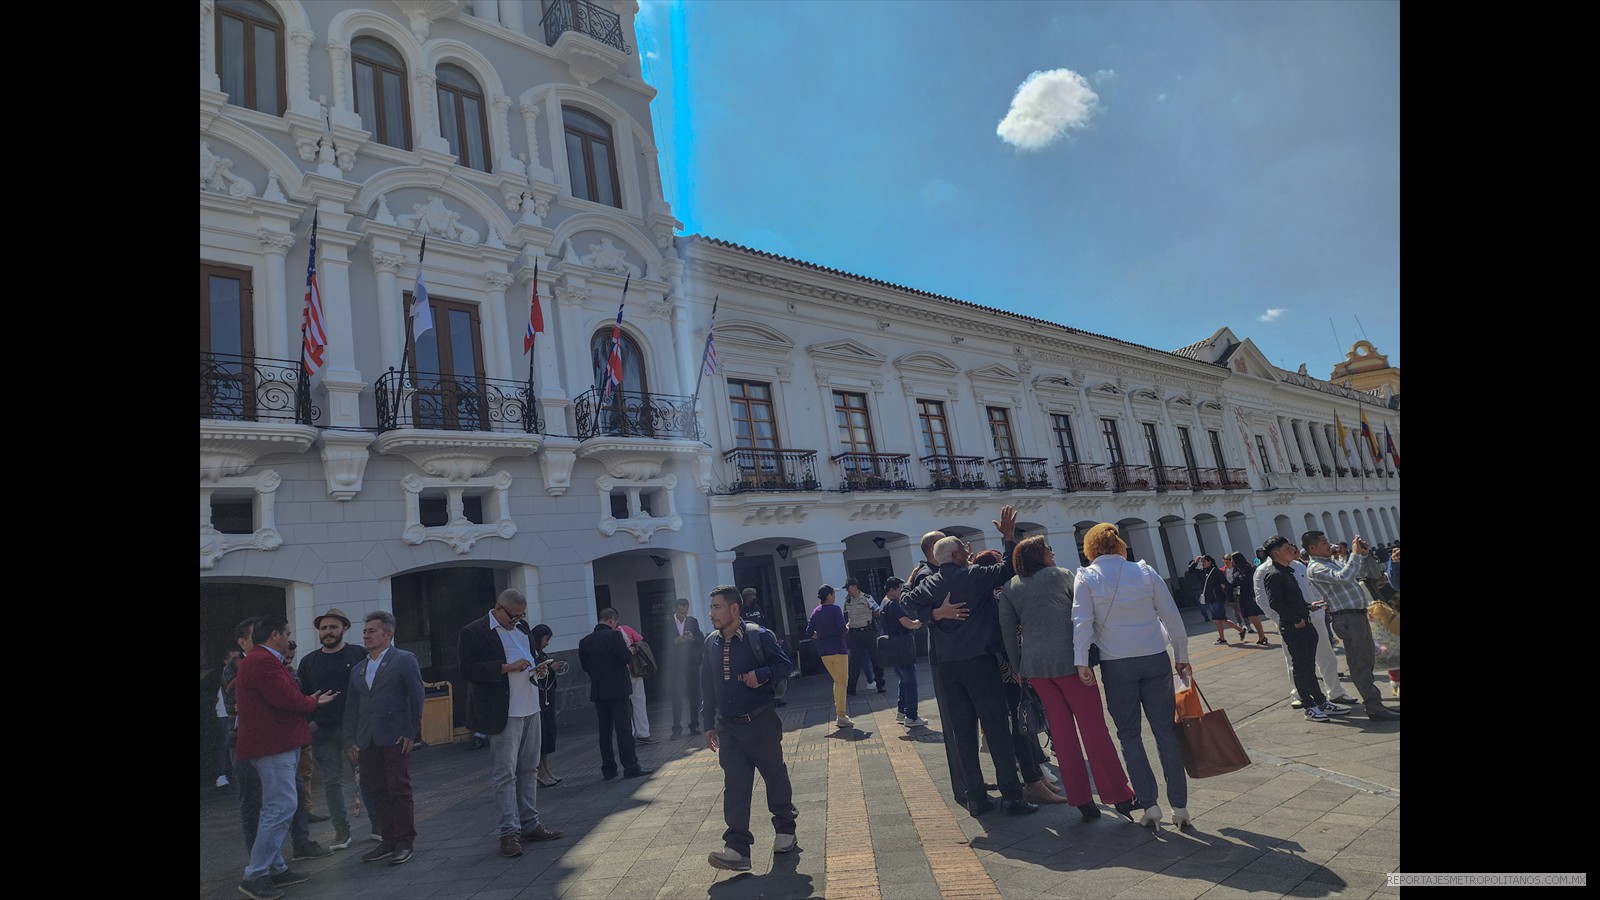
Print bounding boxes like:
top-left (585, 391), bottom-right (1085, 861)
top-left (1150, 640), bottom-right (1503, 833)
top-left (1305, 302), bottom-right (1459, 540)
top-left (707, 850), bottom-right (815, 899)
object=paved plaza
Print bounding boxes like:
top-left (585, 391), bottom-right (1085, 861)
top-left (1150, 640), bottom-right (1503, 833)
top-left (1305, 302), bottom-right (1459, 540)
top-left (200, 615), bottom-right (1399, 900)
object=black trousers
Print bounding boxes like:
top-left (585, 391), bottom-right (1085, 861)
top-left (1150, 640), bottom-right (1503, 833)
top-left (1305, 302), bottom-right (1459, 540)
top-left (1002, 679), bottom-right (1045, 782)
top-left (938, 654), bottom-right (1023, 801)
top-left (715, 706), bottom-right (796, 857)
top-left (672, 663), bottom-right (702, 731)
top-left (593, 696), bottom-right (639, 775)
top-left (846, 626), bottom-right (883, 692)
top-left (1282, 622), bottom-right (1327, 708)
top-left (927, 655), bottom-right (968, 800)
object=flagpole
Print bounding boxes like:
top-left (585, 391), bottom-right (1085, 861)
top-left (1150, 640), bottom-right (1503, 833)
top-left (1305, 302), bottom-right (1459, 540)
top-left (525, 263), bottom-right (539, 426)
top-left (296, 212), bottom-right (318, 425)
top-left (688, 294), bottom-right (718, 413)
top-left (393, 235), bottom-right (425, 428)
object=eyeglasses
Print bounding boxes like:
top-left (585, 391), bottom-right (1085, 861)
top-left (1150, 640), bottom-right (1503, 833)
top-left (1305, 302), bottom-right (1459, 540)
top-left (496, 605), bottom-right (525, 622)
top-left (287, 640), bottom-right (297, 651)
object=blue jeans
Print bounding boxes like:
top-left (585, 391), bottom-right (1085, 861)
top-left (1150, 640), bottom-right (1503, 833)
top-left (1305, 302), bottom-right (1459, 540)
top-left (311, 726), bottom-right (364, 831)
top-left (234, 743), bottom-right (262, 852)
top-left (1099, 651), bottom-right (1187, 810)
top-left (895, 664), bottom-right (918, 719)
top-left (244, 749), bottom-right (299, 880)
top-left (491, 712), bottom-right (543, 836)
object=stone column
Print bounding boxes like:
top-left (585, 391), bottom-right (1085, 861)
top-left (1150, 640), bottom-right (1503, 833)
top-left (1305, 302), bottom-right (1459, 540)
top-left (476, 0), bottom-right (501, 24)
top-left (794, 542), bottom-right (847, 602)
top-left (670, 552), bottom-right (703, 622)
top-left (257, 230), bottom-right (295, 360)
top-left (200, 0), bottom-right (219, 91)
top-left (415, 72), bottom-right (450, 153)
top-left (499, 0), bottom-right (525, 34)
top-left (885, 535), bottom-right (919, 583)
top-left (288, 28), bottom-right (317, 117)
top-left (312, 217), bottom-right (364, 429)
top-left (328, 41), bottom-right (354, 124)
top-left (491, 95), bottom-right (515, 175)
top-left (521, 101), bottom-right (544, 169)
top-left (483, 272), bottom-right (514, 382)
top-left (372, 251), bottom-right (407, 380)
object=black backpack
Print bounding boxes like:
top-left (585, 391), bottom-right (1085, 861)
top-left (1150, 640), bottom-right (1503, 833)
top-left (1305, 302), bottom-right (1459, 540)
top-left (742, 622), bottom-right (789, 700)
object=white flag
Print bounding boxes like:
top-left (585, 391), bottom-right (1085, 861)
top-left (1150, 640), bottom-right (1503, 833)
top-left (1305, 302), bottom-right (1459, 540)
top-left (411, 262), bottom-right (434, 338)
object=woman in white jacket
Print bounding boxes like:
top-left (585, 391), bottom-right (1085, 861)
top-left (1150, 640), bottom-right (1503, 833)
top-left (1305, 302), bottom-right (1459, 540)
top-left (1071, 523), bottom-right (1194, 829)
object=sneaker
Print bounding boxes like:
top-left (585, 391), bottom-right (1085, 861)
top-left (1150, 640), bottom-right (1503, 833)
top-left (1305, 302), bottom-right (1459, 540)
top-left (388, 846), bottom-right (414, 866)
top-left (904, 717), bottom-right (929, 728)
top-left (216, 775), bottom-right (230, 788)
top-left (269, 869), bottom-right (309, 887)
top-left (1330, 695), bottom-right (1360, 704)
top-left (1305, 706), bottom-right (1331, 722)
top-left (773, 833), bottom-right (797, 853)
top-left (1319, 701), bottom-right (1352, 716)
top-left (293, 841), bottom-right (333, 860)
top-left (307, 811), bottom-right (330, 823)
top-left (836, 716), bottom-right (854, 729)
top-left (238, 876), bottom-right (284, 900)
top-left (367, 833), bottom-right (384, 843)
top-left (708, 847), bottom-right (752, 871)
top-left (895, 711), bottom-right (907, 724)
top-left (1290, 698), bottom-right (1304, 709)
top-left (361, 842), bottom-right (395, 863)
top-left (329, 827), bottom-right (353, 850)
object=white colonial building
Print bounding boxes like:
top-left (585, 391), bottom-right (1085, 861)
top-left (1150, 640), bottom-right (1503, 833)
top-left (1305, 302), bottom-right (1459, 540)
top-left (199, 0), bottom-right (1399, 724)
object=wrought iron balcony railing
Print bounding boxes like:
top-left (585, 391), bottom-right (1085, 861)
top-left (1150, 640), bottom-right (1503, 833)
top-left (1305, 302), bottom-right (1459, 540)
top-left (992, 457), bottom-right (1051, 490)
top-left (921, 455), bottom-right (988, 491)
top-left (201, 352), bottom-right (321, 425)
top-left (1220, 467), bottom-right (1251, 490)
top-left (1057, 462), bottom-right (1109, 492)
top-left (832, 452), bottom-right (915, 492)
top-left (1109, 462), bottom-right (1154, 492)
top-left (539, 0), bottom-right (630, 53)
top-left (1154, 466), bottom-right (1191, 492)
top-left (572, 387), bottom-right (700, 440)
top-left (375, 368), bottom-right (544, 434)
top-left (1192, 467), bottom-right (1223, 491)
top-left (721, 448), bottom-right (820, 494)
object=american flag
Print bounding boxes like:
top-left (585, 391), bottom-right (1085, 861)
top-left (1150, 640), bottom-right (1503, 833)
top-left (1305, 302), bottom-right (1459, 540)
top-left (600, 276), bottom-right (629, 404)
top-left (701, 295), bottom-right (719, 375)
top-left (524, 263), bottom-right (543, 355)
top-left (300, 213), bottom-right (327, 375)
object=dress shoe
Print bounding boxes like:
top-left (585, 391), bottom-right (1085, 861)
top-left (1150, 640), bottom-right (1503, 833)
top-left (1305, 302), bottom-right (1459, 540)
top-left (671, 727), bottom-right (682, 740)
top-left (1077, 803), bottom-right (1102, 823)
top-left (1003, 799), bottom-right (1041, 815)
top-left (635, 735), bottom-right (658, 744)
top-left (876, 683), bottom-right (886, 693)
top-left (1368, 708), bottom-right (1401, 720)
top-left (522, 824), bottom-right (563, 842)
top-left (773, 833), bottom-right (797, 853)
top-left (964, 795), bottom-right (996, 816)
top-left (361, 842), bottom-right (395, 862)
top-left (269, 869), bottom-right (309, 887)
top-left (707, 847), bottom-right (752, 871)
top-left (1113, 799), bottom-right (1139, 821)
top-left (1024, 779), bottom-right (1070, 804)
top-left (601, 771), bottom-right (618, 781)
top-left (500, 833), bottom-right (524, 858)
top-left (1330, 695), bottom-right (1359, 704)
top-left (623, 767), bottom-right (654, 778)
top-left (1169, 807), bottom-right (1192, 828)
top-left (388, 846), bottom-right (414, 866)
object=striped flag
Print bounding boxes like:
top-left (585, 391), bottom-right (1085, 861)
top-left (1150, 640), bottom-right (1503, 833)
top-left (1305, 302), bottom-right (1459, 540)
top-left (701, 295), bottom-right (719, 375)
top-left (1384, 424), bottom-right (1401, 471)
top-left (1333, 412), bottom-right (1360, 469)
top-left (410, 237), bottom-right (434, 338)
top-left (600, 276), bottom-right (629, 404)
top-left (1358, 409), bottom-right (1382, 463)
top-left (300, 213), bottom-right (327, 375)
top-left (523, 264), bottom-right (543, 355)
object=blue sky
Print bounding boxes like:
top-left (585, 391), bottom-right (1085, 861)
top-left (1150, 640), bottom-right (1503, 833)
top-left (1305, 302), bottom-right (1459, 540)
top-left (634, 0), bottom-right (1399, 375)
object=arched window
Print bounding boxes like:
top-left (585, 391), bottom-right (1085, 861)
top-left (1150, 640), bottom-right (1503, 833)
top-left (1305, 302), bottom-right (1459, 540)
top-left (352, 36), bottom-right (411, 150)
top-left (563, 106), bottom-right (621, 208)
top-left (590, 327), bottom-right (648, 398)
top-left (589, 327), bottom-right (650, 434)
top-left (215, 0), bottom-right (285, 115)
top-left (436, 63), bottom-right (491, 172)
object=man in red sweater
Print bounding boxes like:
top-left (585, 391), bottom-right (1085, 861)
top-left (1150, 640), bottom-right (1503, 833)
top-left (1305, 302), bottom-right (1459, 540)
top-left (234, 615), bottom-right (339, 900)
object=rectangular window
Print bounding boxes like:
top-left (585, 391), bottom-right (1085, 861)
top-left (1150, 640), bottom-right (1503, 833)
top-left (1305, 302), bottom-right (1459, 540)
top-left (917, 399), bottom-right (952, 461)
top-left (1101, 418), bottom-right (1124, 464)
top-left (1178, 426), bottom-right (1198, 474)
top-left (406, 294), bottom-right (487, 431)
top-left (1209, 430), bottom-right (1227, 468)
top-left (728, 380), bottom-right (779, 449)
top-left (1142, 422), bottom-right (1165, 469)
top-left (1255, 435), bottom-right (1273, 474)
top-left (210, 497), bottom-right (254, 535)
top-left (200, 263), bottom-right (256, 421)
top-left (988, 407), bottom-right (1017, 457)
top-left (1051, 414), bottom-right (1078, 463)
top-left (833, 391), bottom-right (875, 455)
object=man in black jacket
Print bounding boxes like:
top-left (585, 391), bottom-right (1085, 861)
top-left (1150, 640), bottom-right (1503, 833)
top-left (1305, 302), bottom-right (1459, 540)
top-left (668, 598), bottom-right (705, 740)
top-left (902, 505), bottom-right (1037, 817)
top-left (1261, 537), bottom-right (1347, 724)
top-left (578, 608), bottom-right (652, 780)
top-left (297, 608), bottom-right (366, 850)
top-left (458, 589), bottom-right (565, 859)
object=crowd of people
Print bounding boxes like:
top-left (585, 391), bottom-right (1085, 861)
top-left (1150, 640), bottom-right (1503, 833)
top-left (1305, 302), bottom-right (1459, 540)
top-left (213, 503), bottom-right (1400, 896)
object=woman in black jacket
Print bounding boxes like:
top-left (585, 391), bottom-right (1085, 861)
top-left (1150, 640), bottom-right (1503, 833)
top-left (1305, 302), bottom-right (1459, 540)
top-left (1227, 552), bottom-right (1270, 645)
top-left (531, 624), bottom-right (567, 787)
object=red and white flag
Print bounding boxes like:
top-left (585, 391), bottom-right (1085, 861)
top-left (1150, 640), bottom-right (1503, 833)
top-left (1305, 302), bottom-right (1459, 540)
top-left (300, 213), bottom-right (327, 375)
top-left (524, 264), bottom-right (543, 355)
top-left (600, 276), bottom-right (629, 404)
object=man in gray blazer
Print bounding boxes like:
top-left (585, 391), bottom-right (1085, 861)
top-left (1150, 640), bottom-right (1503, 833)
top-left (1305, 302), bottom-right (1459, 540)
top-left (344, 610), bottom-right (425, 867)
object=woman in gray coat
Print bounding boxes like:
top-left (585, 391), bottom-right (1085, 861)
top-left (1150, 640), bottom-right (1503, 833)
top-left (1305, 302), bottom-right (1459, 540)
top-left (999, 536), bottom-right (1137, 823)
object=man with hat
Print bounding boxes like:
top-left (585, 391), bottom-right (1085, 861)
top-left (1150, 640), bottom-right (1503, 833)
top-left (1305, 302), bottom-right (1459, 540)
top-left (297, 607), bottom-right (367, 850)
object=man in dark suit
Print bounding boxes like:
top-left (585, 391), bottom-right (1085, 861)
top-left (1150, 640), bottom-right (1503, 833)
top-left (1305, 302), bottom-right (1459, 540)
top-left (668, 597), bottom-right (705, 740)
top-left (578, 608), bottom-right (652, 780)
top-left (343, 610), bottom-right (424, 867)
top-left (458, 589), bottom-right (564, 859)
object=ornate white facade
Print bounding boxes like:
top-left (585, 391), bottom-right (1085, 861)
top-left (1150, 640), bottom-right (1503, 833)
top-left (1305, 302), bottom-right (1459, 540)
top-left (200, 0), bottom-right (1399, 716)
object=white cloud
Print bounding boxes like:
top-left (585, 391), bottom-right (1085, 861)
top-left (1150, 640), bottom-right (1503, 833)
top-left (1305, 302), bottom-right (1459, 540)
top-left (1258, 308), bottom-right (1286, 323)
top-left (996, 69), bottom-right (1100, 151)
top-left (1092, 69), bottom-right (1117, 84)
top-left (919, 177), bottom-right (957, 207)
top-left (1156, 92), bottom-right (1168, 102)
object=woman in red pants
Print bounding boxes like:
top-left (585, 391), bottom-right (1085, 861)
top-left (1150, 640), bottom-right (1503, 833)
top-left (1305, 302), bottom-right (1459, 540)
top-left (998, 536), bottom-right (1137, 823)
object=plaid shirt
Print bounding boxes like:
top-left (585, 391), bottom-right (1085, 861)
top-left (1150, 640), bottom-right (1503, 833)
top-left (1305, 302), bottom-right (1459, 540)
top-left (1305, 553), bottom-right (1382, 613)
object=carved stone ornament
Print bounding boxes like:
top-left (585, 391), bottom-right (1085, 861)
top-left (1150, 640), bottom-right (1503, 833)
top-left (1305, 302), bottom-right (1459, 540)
top-left (399, 471), bottom-right (518, 554)
top-left (372, 432), bottom-right (542, 482)
top-left (1114, 496), bottom-right (1148, 513)
top-left (396, 196), bottom-right (481, 245)
top-left (934, 499), bottom-right (981, 518)
top-left (539, 442), bottom-right (578, 496)
top-left (580, 237), bottom-right (642, 278)
top-left (319, 430), bottom-right (376, 500)
top-left (737, 505), bottom-right (809, 527)
top-left (200, 141), bottom-right (257, 199)
top-left (847, 502), bottom-right (903, 521)
top-left (199, 470), bottom-right (283, 570)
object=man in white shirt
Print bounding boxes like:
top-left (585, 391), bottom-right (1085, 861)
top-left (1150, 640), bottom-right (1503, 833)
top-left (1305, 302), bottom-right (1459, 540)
top-left (669, 598), bottom-right (705, 740)
top-left (458, 589), bottom-right (564, 859)
top-left (1254, 540), bottom-right (1355, 708)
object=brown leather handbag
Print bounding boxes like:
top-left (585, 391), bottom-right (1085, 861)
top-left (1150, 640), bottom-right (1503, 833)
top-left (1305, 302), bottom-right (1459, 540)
top-left (1174, 678), bottom-right (1251, 778)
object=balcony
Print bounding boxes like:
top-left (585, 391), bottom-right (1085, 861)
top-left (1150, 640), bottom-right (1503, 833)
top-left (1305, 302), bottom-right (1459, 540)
top-left (832, 452), bottom-right (915, 492)
top-left (572, 388), bottom-right (700, 441)
top-left (1220, 467), bottom-right (1251, 490)
top-left (721, 448), bottom-right (820, 494)
top-left (1192, 467), bottom-right (1223, 491)
top-left (540, 0), bottom-right (630, 53)
top-left (375, 369), bottom-right (543, 435)
top-left (921, 455), bottom-right (988, 491)
top-left (201, 352), bottom-right (320, 425)
top-left (992, 457), bottom-right (1051, 490)
top-left (1058, 462), bottom-right (1110, 492)
top-left (1109, 462), bottom-right (1154, 493)
top-left (1154, 466), bottom-right (1191, 493)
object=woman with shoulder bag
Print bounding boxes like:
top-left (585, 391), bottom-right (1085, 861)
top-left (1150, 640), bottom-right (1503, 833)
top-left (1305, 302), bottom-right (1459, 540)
top-left (1072, 524), bottom-right (1193, 829)
top-left (998, 536), bottom-right (1137, 823)
top-left (1228, 552), bottom-right (1270, 645)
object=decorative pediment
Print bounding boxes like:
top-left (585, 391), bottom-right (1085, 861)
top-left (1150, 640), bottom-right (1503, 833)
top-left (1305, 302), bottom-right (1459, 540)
top-left (1131, 388), bottom-right (1161, 402)
top-left (715, 319), bottom-right (796, 353)
top-left (1223, 338), bottom-right (1279, 383)
top-left (806, 339), bottom-right (887, 367)
top-left (1091, 382), bottom-right (1121, 395)
top-left (966, 364), bottom-right (1020, 383)
top-left (894, 351), bottom-right (960, 375)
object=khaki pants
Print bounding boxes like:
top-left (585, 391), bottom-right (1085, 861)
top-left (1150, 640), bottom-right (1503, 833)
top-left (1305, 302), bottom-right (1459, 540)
top-left (821, 654), bottom-right (849, 718)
